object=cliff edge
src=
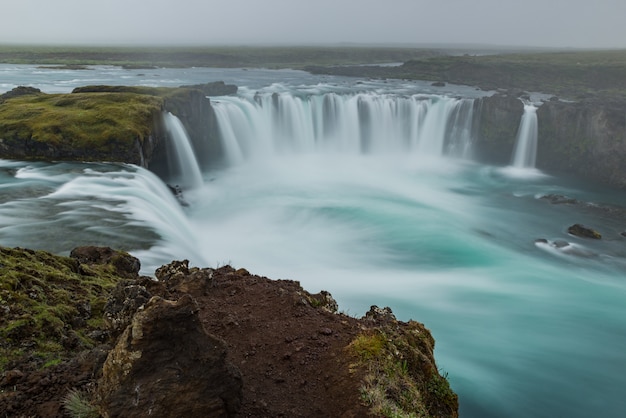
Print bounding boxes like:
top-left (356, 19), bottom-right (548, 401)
top-left (0, 82), bottom-right (235, 169)
top-left (0, 247), bottom-right (458, 417)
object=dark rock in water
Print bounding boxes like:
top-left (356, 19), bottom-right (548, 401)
top-left (567, 224), bottom-right (602, 239)
top-left (540, 194), bottom-right (580, 205)
top-left (431, 81), bottom-right (446, 87)
top-left (98, 294), bottom-right (243, 417)
top-left (167, 183), bottom-right (189, 206)
top-left (553, 240), bottom-right (571, 248)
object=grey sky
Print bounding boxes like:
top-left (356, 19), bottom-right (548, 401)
top-left (2, 0), bottom-right (626, 48)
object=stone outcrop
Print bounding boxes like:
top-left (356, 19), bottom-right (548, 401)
top-left (536, 98), bottom-right (626, 187)
top-left (472, 92), bottom-right (626, 188)
top-left (98, 295), bottom-right (242, 418)
top-left (567, 223), bottom-right (602, 239)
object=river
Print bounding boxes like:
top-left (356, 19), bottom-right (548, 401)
top-left (1, 64), bottom-right (625, 417)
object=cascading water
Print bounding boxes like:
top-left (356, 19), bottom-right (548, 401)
top-left (211, 91), bottom-right (476, 164)
top-left (511, 103), bottom-right (539, 168)
top-left (2, 67), bottom-right (626, 418)
top-left (162, 112), bottom-right (203, 189)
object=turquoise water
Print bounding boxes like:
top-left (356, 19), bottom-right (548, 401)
top-left (1, 65), bottom-right (626, 417)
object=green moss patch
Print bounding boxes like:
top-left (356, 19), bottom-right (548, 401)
top-left (0, 91), bottom-right (162, 159)
top-left (0, 246), bottom-right (127, 371)
top-left (347, 323), bottom-right (457, 418)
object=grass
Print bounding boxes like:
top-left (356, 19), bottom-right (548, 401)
top-left (62, 389), bottom-right (100, 418)
top-left (347, 324), bottom-right (457, 418)
top-left (0, 91), bottom-right (162, 152)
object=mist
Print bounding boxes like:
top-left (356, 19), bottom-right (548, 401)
top-left (3, 0), bottom-right (626, 49)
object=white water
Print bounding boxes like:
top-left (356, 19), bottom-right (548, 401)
top-left (1, 66), bottom-right (626, 418)
top-left (162, 112), bottom-right (203, 189)
top-left (211, 91), bottom-right (475, 164)
top-left (511, 104), bottom-right (538, 168)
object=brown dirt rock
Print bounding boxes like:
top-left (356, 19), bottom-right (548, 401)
top-left (98, 294), bottom-right (242, 417)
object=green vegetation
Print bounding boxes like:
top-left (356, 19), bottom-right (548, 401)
top-left (347, 325), bottom-right (457, 418)
top-left (0, 246), bottom-right (126, 372)
top-left (0, 90), bottom-right (162, 154)
top-left (0, 45), bottom-right (440, 69)
top-left (62, 388), bottom-right (100, 418)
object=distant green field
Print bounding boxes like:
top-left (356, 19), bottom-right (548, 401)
top-left (0, 45), bottom-right (441, 69)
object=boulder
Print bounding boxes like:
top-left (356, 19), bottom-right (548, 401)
top-left (98, 294), bottom-right (242, 417)
top-left (70, 246), bottom-right (141, 279)
top-left (155, 259), bottom-right (215, 296)
top-left (567, 224), bottom-right (602, 239)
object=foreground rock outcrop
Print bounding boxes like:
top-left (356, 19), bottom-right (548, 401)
top-left (0, 248), bottom-right (458, 417)
top-left (98, 295), bottom-right (242, 417)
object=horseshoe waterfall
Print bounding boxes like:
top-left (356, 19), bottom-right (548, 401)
top-left (1, 66), bottom-right (625, 418)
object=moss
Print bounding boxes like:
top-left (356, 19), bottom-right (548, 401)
top-left (0, 92), bottom-right (163, 162)
top-left (0, 246), bottom-right (126, 372)
top-left (348, 330), bottom-right (387, 361)
top-left (347, 324), bottom-right (457, 418)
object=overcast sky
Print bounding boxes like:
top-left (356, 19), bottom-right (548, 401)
top-left (2, 0), bottom-right (625, 49)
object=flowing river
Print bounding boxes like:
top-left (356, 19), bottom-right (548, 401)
top-left (1, 64), bottom-right (625, 417)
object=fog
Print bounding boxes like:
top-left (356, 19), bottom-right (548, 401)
top-left (2, 0), bottom-right (626, 48)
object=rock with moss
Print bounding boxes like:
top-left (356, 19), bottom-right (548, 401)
top-left (0, 82), bottom-right (235, 171)
top-left (1, 251), bottom-right (459, 417)
top-left (0, 90), bottom-right (164, 164)
top-left (0, 246), bottom-right (140, 417)
top-left (350, 306), bottom-right (458, 418)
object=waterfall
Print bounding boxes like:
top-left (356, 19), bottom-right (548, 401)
top-left (211, 92), bottom-right (476, 165)
top-left (162, 112), bottom-right (203, 189)
top-left (511, 104), bottom-right (538, 168)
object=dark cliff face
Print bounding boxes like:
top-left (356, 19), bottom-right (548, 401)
top-left (161, 87), bottom-right (224, 169)
top-left (537, 98), bottom-right (626, 187)
top-left (473, 92), bottom-right (626, 188)
top-left (473, 93), bottom-right (524, 164)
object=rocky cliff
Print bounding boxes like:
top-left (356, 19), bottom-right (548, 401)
top-left (0, 82), bottom-right (235, 171)
top-left (0, 246), bottom-right (458, 417)
top-left (536, 97), bottom-right (626, 187)
top-left (474, 92), bottom-right (626, 187)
